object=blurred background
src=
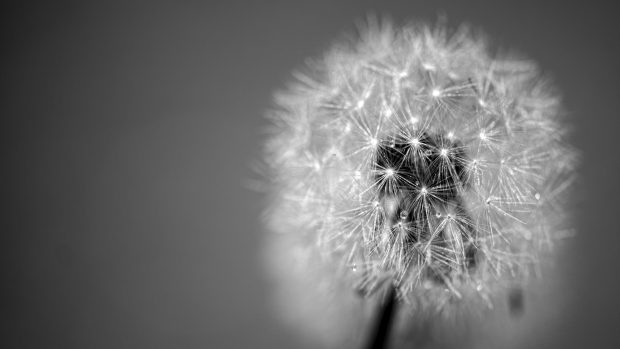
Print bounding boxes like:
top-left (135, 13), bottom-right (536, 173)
top-left (2, 1), bottom-right (619, 348)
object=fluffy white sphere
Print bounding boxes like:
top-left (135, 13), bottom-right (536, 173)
top-left (263, 18), bottom-right (577, 348)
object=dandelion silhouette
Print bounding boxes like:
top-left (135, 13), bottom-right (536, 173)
top-left (263, 17), bottom-right (576, 348)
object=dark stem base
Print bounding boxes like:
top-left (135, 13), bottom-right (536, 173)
top-left (366, 283), bottom-right (398, 349)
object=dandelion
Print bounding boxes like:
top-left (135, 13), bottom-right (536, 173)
top-left (263, 17), bottom-right (577, 348)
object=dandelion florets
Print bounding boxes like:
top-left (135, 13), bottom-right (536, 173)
top-left (264, 18), bottom-right (577, 323)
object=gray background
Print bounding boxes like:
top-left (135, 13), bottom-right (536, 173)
top-left (2, 0), bottom-right (619, 348)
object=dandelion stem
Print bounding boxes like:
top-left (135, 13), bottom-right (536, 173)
top-left (366, 282), bottom-right (397, 349)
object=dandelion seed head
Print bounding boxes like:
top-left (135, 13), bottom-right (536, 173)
top-left (263, 17), bottom-right (578, 340)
